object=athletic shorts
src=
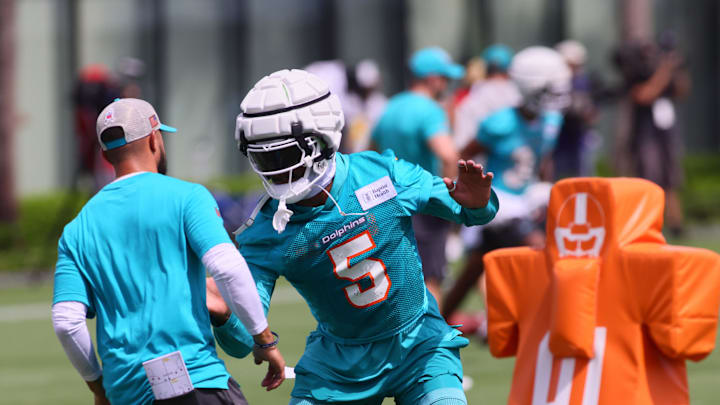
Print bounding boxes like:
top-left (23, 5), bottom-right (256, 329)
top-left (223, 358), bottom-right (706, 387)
top-left (412, 214), bottom-right (451, 282)
top-left (291, 308), bottom-right (468, 403)
top-left (153, 377), bottom-right (247, 405)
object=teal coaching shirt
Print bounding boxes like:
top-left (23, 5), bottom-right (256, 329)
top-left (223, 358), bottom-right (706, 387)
top-left (53, 172), bottom-right (232, 405)
top-left (372, 92), bottom-right (449, 176)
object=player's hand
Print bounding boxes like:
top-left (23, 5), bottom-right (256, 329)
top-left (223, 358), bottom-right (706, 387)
top-left (206, 277), bottom-right (231, 326)
top-left (86, 377), bottom-right (110, 405)
top-left (444, 160), bottom-right (494, 209)
top-left (252, 344), bottom-right (286, 391)
top-left (94, 394), bottom-right (111, 405)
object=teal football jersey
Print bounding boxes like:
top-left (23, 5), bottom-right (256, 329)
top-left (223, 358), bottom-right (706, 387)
top-left (477, 107), bottom-right (563, 195)
top-left (217, 151), bottom-right (498, 352)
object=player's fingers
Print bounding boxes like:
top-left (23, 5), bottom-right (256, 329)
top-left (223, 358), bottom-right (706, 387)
top-left (443, 177), bottom-right (455, 192)
top-left (457, 159), bottom-right (467, 171)
top-left (261, 371), bottom-right (271, 387)
top-left (469, 161), bottom-right (484, 174)
top-left (267, 371), bottom-right (285, 390)
top-left (254, 356), bottom-right (262, 365)
top-left (262, 368), bottom-right (284, 390)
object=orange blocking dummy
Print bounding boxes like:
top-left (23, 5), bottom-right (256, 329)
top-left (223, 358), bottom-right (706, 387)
top-left (485, 178), bottom-right (720, 405)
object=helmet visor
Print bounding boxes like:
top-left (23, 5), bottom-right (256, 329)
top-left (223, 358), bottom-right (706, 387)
top-left (246, 136), bottom-right (320, 175)
top-left (248, 144), bottom-right (303, 173)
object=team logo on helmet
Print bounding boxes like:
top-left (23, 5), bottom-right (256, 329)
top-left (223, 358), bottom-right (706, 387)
top-left (554, 192), bottom-right (606, 257)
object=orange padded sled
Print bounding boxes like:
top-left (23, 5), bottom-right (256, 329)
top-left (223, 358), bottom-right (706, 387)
top-left (485, 178), bottom-right (720, 405)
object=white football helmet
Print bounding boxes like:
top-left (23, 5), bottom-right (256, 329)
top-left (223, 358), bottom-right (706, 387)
top-left (509, 46), bottom-right (571, 114)
top-left (235, 69), bottom-right (345, 205)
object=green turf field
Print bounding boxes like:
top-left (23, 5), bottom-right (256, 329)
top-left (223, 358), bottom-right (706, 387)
top-left (1, 230), bottom-right (719, 404)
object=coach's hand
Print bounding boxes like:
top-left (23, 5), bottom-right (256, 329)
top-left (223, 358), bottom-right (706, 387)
top-left (253, 329), bottom-right (286, 391)
top-left (444, 160), bottom-right (494, 209)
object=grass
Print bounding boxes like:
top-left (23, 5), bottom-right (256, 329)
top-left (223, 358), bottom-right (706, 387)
top-left (1, 227), bottom-right (719, 404)
top-left (0, 284), bottom-right (717, 404)
top-left (0, 156), bottom-right (719, 402)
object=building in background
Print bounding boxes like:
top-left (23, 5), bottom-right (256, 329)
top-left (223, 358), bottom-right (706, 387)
top-left (7, 0), bottom-right (720, 197)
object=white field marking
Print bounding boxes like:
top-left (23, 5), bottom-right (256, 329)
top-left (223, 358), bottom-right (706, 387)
top-left (0, 286), bottom-right (303, 323)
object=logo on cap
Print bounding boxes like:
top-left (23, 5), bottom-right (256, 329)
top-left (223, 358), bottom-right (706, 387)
top-left (149, 114), bottom-right (159, 127)
top-left (104, 108), bottom-right (114, 124)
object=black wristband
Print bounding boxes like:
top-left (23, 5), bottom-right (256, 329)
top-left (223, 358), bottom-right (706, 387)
top-left (254, 331), bottom-right (279, 349)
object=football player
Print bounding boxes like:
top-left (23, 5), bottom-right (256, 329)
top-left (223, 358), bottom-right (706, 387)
top-left (443, 46), bottom-right (572, 325)
top-left (209, 69), bottom-right (498, 404)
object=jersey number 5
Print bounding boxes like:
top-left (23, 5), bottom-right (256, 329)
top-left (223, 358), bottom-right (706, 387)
top-left (327, 230), bottom-right (391, 308)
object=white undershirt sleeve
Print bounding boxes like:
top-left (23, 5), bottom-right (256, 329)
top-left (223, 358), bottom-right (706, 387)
top-left (51, 301), bottom-right (103, 381)
top-left (202, 243), bottom-right (268, 336)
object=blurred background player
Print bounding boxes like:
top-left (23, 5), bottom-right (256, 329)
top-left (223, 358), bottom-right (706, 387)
top-left (552, 40), bottom-right (602, 179)
top-left (371, 47), bottom-right (463, 308)
top-left (343, 59), bottom-right (388, 153)
top-left (453, 44), bottom-right (521, 151)
top-left (214, 69), bottom-right (498, 404)
top-left (613, 33), bottom-right (690, 236)
top-left (442, 46), bottom-right (571, 332)
top-left (304, 59), bottom-right (387, 153)
top-left (452, 44), bottom-right (521, 264)
top-left (72, 64), bottom-right (119, 192)
top-left (72, 59), bottom-right (148, 192)
top-left (52, 98), bottom-right (285, 404)
top-left (448, 56), bottom-right (486, 128)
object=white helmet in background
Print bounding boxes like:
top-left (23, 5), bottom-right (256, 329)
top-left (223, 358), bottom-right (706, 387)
top-left (509, 46), bottom-right (571, 114)
top-left (235, 69), bottom-right (344, 206)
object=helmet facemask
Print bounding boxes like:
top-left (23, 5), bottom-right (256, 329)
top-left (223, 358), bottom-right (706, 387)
top-left (509, 46), bottom-right (572, 115)
top-left (520, 83), bottom-right (571, 116)
top-left (239, 122), bottom-right (336, 205)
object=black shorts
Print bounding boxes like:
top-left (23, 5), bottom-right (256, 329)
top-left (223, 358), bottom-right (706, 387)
top-left (412, 214), bottom-right (451, 282)
top-left (473, 218), bottom-right (538, 254)
top-left (154, 378), bottom-right (248, 405)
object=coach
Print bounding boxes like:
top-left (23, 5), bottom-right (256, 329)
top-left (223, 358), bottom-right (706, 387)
top-left (51, 98), bottom-right (284, 404)
top-left (371, 47), bottom-right (463, 309)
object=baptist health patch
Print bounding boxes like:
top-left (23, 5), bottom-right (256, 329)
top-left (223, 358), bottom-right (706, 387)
top-left (355, 175), bottom-right (398, 211)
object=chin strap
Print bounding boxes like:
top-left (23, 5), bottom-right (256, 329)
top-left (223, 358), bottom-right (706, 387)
top-left (272, 199), bottom-right (294, 234)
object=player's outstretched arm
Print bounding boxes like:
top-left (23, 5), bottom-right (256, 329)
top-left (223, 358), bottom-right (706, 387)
top-left (206, 276), bottom-right (285, 390)
top-left (443, 159), bottom-right (494, 209)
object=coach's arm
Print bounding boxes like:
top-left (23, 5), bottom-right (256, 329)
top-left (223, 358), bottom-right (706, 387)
top-left (207, 263), bottom-right (277, 359)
